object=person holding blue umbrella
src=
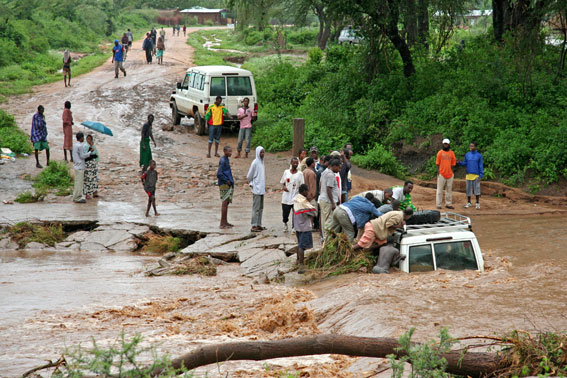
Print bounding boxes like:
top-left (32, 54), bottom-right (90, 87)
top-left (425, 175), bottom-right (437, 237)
top-left (140, 114), bottom-right (156, 172)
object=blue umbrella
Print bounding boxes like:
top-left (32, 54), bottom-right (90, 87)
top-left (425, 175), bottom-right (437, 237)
top-left (81, 121), bottom-right (114, 136)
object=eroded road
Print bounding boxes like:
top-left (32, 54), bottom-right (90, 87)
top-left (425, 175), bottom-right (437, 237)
top-left (1, 29), bottom-right (567, 377)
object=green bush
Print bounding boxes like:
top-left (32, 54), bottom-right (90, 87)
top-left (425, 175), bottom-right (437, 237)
top-left (352, 144), bottom-right (408, 179)
top-left (245, 30), bottom-right (264, 46)
top-left (288, 29), bottom-right (318, 45)
top-left (0, 109), bottom-right (33, 154)
top-left (33, 161), bottom-right (73, 191)
top-left (307, 47), bottom-right (323, 64)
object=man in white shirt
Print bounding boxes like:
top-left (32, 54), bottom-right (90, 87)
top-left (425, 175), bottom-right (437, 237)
top-left (280, 157), bottom-right (304, 232)
top-left (72, 132), bottom-right (92, 203)
top-left (318, 158), bottom-right (341, 241)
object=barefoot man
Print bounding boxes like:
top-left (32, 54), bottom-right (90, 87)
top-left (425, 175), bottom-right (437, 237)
top-left (217, 146), bottom-right (234, 229)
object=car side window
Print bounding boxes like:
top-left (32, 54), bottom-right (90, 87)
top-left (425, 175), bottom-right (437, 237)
top-left (200, 75), bottom-right (205, 91)
top-left (210, 77), bottom-right (226, 96)
top-left (189, 72), bottom-right (196, 88)
top-left (434, 241), bottom-right (478, 271)
top-left (182, 73), bottom-right (190, 89)
top-left (409, 244), bottom-right (434, 272)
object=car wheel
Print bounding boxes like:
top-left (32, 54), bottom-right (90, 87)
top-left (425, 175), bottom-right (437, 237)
top-left (194, 112), bottom-right (206, 136)
top-left (172, 103), bottom-right (181, 125)
top-left (405, 210), bottom-right (441, 225)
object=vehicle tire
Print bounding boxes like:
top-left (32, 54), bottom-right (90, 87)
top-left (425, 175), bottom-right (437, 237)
top-left (194, 111), bottom-right (206, 136)
top-left (406, 210), bottom-right (441, 225)
top-left (172, 103), bottom-right (181, 125)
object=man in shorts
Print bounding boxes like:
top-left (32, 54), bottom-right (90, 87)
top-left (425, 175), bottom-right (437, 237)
top-left (217, 146), bottom-right (234, 229)
top-left (30, 105), bottom-right (50, 168)
top-left (458, 142), bottom-right (484, 209)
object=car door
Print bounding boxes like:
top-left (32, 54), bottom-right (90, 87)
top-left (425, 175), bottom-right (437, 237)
top-left (225, 75), bottom-right (254, 117)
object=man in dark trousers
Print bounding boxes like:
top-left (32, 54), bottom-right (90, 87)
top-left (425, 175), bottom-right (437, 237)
top-left (142, 33), bottom-right (153, 64)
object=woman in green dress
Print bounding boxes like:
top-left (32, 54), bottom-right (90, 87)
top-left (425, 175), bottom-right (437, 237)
top-left (140, 114), bottom-right (156, 172)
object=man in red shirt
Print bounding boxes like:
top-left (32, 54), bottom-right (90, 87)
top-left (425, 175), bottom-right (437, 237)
top-left (436, 138), bottom-right (457, 209)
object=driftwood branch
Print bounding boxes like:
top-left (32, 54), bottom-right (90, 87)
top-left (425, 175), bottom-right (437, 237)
top-left (153, 334), bottom-right (504, 377)
top-left (22, 356), bottom-right (66, 377)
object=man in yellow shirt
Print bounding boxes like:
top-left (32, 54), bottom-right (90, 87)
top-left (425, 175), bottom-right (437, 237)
top-left (205, 96), bottom-right (229, 158)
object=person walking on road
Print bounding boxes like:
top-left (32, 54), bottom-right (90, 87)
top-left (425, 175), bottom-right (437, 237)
top-left (247, 146), bottom-right (266, 232)
top-left (458, 142), bottom-right (484, 209)
top-left (72, 132), bottom-right (92, 203)
top-left (126, 28), bottom-right (133, 49)
top-left (83, 134), bottom-right (99, 199)
top-left (112, 40), bottom-right (126, 78)
top-left (183, 25), bottom-right (186, 36)
top-left (318, 158), bottom-right (341, 241)
top-left (156, 36), bottom-right (165, 65)
top-left (141, 160), bottom-right (159, 217)
top-left (31, 105), bottom-right (50, 168)
top-left (205, 96), bottom-right (228, 158)
top-left (436, 138), bottom-right (457, 209)
top-left (280, 157), bottom-right (305, 232)
top-left (235, 97), bottom-right (253, 158)
top-left (62, 50), bottom-right (72, 87)
top-left (121, 33), bottom-right (129, 60)
top-left (217, 146), bottom-right (234, 229)
top-left (62, 101), bottom-right (73, 163)
top-left (142, 33), bottom-right (153, 64)
top-left (140, 114), bottom-right (156, 172)
top-left (159, 27), bottom-right (166, 42)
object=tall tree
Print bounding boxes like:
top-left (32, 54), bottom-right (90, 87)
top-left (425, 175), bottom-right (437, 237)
top-left (492, 0), bottom-right (552, 42)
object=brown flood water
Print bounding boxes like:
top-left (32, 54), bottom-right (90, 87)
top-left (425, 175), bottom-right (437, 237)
top-left (1, 215), bottom-right (567, 376)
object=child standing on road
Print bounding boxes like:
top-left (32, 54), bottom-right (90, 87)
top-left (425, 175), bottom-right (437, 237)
top-left (141, 160), bottom-right (159, 217)
top-left (217, 146), bottom-right (234, 229)
top-left (293, 184), bottom-right (317, 274)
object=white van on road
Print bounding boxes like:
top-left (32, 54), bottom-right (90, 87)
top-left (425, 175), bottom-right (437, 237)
top-left (170, 65), bottom-right (258, 135)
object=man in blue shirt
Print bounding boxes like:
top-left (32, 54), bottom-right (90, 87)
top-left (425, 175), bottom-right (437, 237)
top-left (458, 142), bottom-right (484, 209)
top-left (112, 39), bottom-right (126, 78)
top-left (217, 145), bottom-right (234, 229)
top-left (327, 193), bottom-right (382, 241)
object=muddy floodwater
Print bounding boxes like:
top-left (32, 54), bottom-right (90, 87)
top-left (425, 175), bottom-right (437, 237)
top-left (1, 214), bottom-right (566, 376)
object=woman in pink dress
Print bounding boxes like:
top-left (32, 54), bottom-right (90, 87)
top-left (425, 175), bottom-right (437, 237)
top-left (62, 101), bottom-right (74, 162)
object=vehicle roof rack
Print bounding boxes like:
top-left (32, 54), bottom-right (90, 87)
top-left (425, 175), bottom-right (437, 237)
top-left (402, 212), bottom-right (472, 235)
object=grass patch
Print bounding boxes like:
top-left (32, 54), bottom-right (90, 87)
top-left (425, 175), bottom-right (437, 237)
top-left (0, 109), bottom-right (33, 154)
top-left (15, 190), bottom-right (46, 204)
top-left (171, 256), bottom-right (217, 276)
top-left (306, 231), bottom-right (374, 277)
top-left (33, 160), bottom-right (73, 191)
top-left (142, 234), bottom-right (182, 253)
top-left (7, 222), bottom-right (66, 248)
top-left (187, 31), bottom-right (240, 66)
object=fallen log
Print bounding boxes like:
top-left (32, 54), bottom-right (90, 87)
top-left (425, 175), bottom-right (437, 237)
top-left (153, 334), bottom-right (504, 377)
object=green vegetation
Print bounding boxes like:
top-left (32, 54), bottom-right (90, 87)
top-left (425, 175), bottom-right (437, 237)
top-left (32, 160), bottom-right (73, 192)
top-left (251, 37), bottom-right (567, 186)
top-left (143, 234), bottom-right (182, 253)
top-left (15, 190), bottom-right (46, 204)
top-left (388, 327), bottom-right (455, 378)
top-left (0, 109), bottom-right (32, 154)
top-left (171, 256), bottom-right (217, 276)
top-left (306, 231), bottom-right (374, 277)
top-left (6, 221), bottom-right (66, 247)
top-left (0, 1), bottom-right (159, 101)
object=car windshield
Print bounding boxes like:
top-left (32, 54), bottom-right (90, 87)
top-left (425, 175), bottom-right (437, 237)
top-left (434, 241), bottom-right (478, 271)
top-left (227, 76), bottom-right (252, 96)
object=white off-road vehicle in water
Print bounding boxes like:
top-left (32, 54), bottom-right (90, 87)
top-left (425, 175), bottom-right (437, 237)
top-left (392, 212), bottom-right (484, 273)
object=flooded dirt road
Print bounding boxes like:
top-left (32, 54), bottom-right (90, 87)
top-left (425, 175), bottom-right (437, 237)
top-left (1, 28), bottom-right (566, 377)
top-left (2, 215), bottom-right (566, 376)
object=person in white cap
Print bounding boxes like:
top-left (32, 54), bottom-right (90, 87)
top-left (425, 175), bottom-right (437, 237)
top-left (436, 138), bottom-right (457, 209)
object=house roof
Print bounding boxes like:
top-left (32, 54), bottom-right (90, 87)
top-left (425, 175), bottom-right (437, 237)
top-left (180, 7), bottom-right (227, 14)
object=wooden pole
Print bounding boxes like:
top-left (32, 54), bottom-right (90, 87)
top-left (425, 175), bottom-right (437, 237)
top-left (152, 334), bottom-right (503, 377)
top-left (292, 118), bottom-right (305, 157)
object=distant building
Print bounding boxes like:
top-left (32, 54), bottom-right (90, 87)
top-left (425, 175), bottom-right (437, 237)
top-left (463, 10), bottom-right (492, 26)
top-left (180, 7), bottom-right (231, 25)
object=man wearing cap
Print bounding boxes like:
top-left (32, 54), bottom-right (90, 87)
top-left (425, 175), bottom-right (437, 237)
top-left (436, 138), bottom-right (457, 209)
top-left (112, 39), bottom-right (126, 78)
